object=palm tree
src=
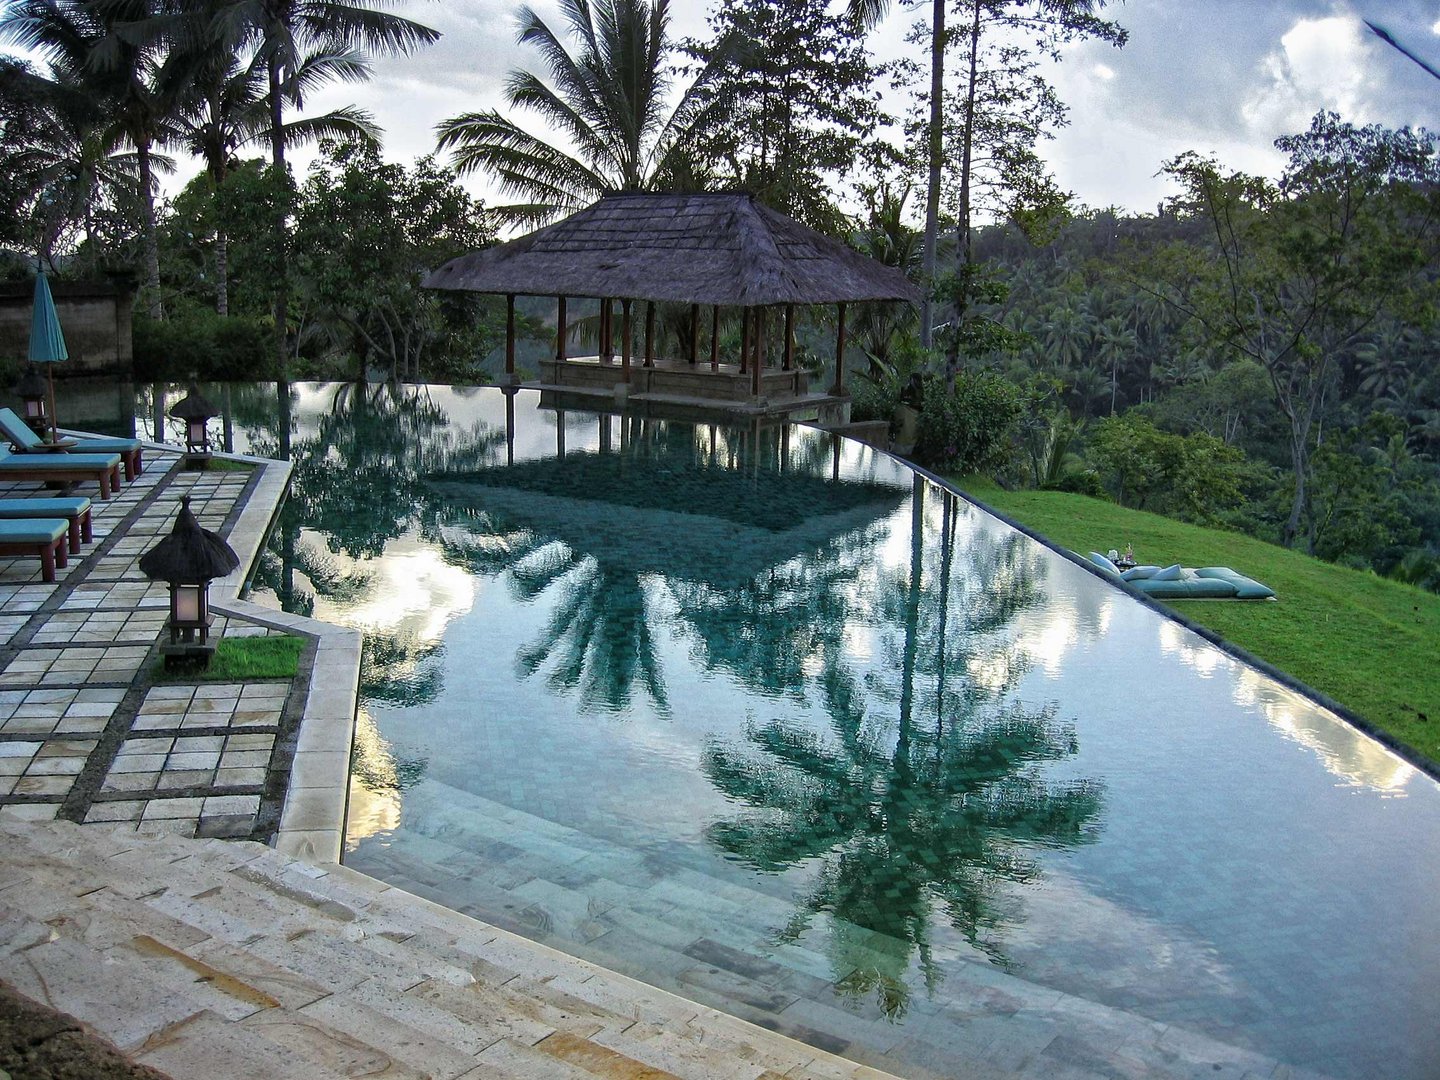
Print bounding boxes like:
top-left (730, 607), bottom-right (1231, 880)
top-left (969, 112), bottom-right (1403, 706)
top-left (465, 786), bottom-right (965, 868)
top-left (0, 57), bottom-right (138, 269)
top-left (166, 43), bottom-right (378, 314)
top-left (1092, 313), bottom-right (1137, 414)
top-left (2, 0), bottom-right (176, 316)
top-left (211, 0), bottom-right (438, 366)
top-left (436, 0), bottom-right (724, 228)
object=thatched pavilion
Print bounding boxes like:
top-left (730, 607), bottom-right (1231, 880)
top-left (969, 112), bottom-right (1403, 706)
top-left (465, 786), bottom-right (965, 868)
top-left (423, 192), bottom-right (920, 410)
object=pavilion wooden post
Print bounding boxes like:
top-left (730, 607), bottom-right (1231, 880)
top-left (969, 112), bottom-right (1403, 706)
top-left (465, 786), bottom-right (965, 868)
top-left (829, 302), bottom-right (847, 396)
top-left (503, 385), bottom-right (516, 466)
top-left (621, 298), bottom-right (633, 381)
top-left (600, 299), bottom-right (613, 362)
top-left (783, 304), bottom-right (795, 372)
top-left (739, 308), bottom-right (750, 374)
top-left (643, 301), bottom-right (655, 368)
top-left (555, 296), bottom-right (567, 361)
top-left (710, 306), bottom-right (720, 371)
top-left (504, 294), bottom-right (516, 382)
top-left (752, 307), bottom-right (765, 398)
top-left (689, 304), bottom-right (700, 365)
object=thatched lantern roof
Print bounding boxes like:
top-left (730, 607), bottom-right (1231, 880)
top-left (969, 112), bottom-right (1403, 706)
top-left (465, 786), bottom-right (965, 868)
top-left (423, 192), bottom-right (921, 307)
top-left (139, 496), bottom-right (240, 584)
top-left (168, 383), bottom-right (218, 422)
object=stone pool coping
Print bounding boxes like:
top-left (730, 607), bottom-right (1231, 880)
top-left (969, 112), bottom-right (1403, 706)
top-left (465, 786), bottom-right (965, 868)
top-left (204, 449), bottom-right (363, 864)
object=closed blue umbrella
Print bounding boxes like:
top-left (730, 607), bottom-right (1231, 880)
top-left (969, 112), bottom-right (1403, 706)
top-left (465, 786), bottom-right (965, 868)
top-left (27, 273), bottom-right (67, 444)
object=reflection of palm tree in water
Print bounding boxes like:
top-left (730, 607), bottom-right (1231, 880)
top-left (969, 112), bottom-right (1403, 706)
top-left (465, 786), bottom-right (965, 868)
top-left (515, 560), bottom-right (668, 714)
top-left (702, 480), bottom-right (1103, 1017)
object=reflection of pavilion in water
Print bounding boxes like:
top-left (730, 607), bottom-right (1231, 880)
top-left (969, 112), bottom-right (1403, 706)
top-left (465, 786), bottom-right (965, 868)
top-left (428, 410), bottom-right (911, 713)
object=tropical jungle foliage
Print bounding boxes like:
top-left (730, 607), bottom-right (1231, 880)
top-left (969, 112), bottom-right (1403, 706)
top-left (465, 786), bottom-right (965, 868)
top-left (2, 0), bottom-right (1439, 591)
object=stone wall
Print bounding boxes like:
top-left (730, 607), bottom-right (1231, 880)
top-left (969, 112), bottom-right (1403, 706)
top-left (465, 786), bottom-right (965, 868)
top-left (0, 280), bottom-right (134, 375)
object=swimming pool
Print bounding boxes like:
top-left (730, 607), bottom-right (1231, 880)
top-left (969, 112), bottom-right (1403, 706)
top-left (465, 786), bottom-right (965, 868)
top-left (105, 381), bottom-right (1440, 1078)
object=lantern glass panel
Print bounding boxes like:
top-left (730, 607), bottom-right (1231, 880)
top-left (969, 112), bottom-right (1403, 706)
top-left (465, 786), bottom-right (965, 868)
top-left (23, 398), bottom-right (43, 419)
top-left (173, 584), bottom-right (204, 624)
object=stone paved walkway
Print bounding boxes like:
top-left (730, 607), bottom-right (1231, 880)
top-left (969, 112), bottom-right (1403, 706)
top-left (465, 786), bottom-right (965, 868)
top-left (0, 452), bottom-right (308, 842)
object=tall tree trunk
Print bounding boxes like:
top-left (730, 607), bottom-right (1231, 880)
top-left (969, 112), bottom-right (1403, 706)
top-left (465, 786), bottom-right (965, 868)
top-left (137, 138), bottom-right (163, 320)
top-left (944, 0), bottom-right (983, 387)
top-left (269, 56), bottom-right (289, 374)
top-left (1285, 430), bottom-right (1310, 551)
top-left (215, 225), bottom-right (229, 316)
top-left (919, 0), bottom-right (944, 351)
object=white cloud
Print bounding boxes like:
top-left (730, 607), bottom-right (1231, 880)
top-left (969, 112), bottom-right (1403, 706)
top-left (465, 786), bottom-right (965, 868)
top-left (1241, 15), bottom-right (1379, 135)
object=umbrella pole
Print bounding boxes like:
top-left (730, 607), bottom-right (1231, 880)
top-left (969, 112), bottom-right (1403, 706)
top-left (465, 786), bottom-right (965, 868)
top-left (45, 366), bottom-right (58, 445)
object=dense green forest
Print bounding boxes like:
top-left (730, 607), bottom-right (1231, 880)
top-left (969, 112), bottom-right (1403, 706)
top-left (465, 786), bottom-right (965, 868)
top-left (1, 0), bottom-right (1437, 592)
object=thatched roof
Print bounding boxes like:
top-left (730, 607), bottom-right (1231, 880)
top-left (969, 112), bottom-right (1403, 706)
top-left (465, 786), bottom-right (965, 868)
top-left (138, 496), bottom-right (240, 584)
top-left (423, 193), bottom-right (922, 307)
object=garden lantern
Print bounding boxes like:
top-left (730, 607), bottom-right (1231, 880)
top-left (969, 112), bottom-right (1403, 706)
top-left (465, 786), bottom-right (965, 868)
top-left (14, 366), bottom-right (48, 435)
top-left (168, 382), bottom-right (219, 465)
top-left (139, 495), bottom-right (240, 668)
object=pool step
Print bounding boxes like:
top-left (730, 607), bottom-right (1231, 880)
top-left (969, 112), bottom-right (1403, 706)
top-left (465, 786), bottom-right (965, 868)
top-left (350, 778), bottom-right (1339, 1080)
top-left (0, 815), bottom-right (907, 1080)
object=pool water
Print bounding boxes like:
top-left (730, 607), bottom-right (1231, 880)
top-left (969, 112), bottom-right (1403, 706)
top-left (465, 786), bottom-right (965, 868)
top-left (87, 381), bottom-right (1440, 1078)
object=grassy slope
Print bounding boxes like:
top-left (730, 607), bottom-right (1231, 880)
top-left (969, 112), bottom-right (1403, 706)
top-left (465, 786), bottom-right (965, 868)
top-left (959, 477), bottom-right (1440, 768)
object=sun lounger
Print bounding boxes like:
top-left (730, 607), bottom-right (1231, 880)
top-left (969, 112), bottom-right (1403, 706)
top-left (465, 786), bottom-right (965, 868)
top-left (0, 496), bottom-right (92, 554)
top-left (0, 407), bottom-right (144, 480)
top-left (1086, 552), bottom-right (1276, 600)
top-left (0, 446), bottom-right (121, 499)
top-left (0, 517), bottom-right (70, 582)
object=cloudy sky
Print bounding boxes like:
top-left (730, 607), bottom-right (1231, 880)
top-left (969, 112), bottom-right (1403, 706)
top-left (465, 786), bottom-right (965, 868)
top-left (294, 0), bottom-right (1440, 221)
top-left (19, 0), bottom-right (1423, 217)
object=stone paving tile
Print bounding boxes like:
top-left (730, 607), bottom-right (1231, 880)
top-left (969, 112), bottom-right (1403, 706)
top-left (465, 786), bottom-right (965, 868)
top-left (60, 580), bottom-right (170, 610)
top-left (29, 609), bottom-right (170, 645)
top-left (132, 682), bottom-right (287, 732)
top-left (0, 645), bottom-right (149, 687)
top-left (100, 730), bottom-right (277, 795)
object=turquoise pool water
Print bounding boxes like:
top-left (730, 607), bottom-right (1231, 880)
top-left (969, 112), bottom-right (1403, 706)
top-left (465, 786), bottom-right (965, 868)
top-left (90, 381), bottom-right (1440, 1078)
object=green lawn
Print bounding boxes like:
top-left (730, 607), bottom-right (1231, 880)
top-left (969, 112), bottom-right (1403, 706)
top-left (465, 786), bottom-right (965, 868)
top-left (957, 477), bottom-right (1440, 769)
top-left (152, 634), bottom-right (305, 683)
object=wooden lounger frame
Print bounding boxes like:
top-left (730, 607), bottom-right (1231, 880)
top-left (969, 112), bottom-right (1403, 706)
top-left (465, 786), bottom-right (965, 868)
top-left (0, 530), bottom-right (69, 582)
top-left (0, 461), bottom-right (120, 499)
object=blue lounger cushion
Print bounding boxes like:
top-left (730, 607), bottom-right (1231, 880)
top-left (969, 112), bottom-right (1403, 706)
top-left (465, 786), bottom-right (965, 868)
top-left (0, 518), bottom-right (67, 543)
top-left (0, 496), bottom-right (90, 518)
top-left (0, 408), bottom-right (143, 480)
top-left (0, 448), bottom-right (120, 470)
top-left (0, 496), bottom-right (92, 552)
top-left (1121, 564), bottom-right (1161, 581)
top-left (0, 407), bottom-right (139, 453)
top-left (1152, 563), bottom-right (1185, 581)
top-left (1194, 566), bottom-right (1277, 599)
top-left (1088, 551), bottom-right (1122, 576)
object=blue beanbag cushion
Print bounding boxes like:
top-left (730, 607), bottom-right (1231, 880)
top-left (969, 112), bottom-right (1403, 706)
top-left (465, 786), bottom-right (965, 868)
top-left (1121, 565), bottom-right (1161, 581)
top-left (1088, 551), bottom-right (1122, 576)
top-left (1194, 567), bottom-right (1276, 599)
top-left (1153, 563), bottom-right (1184, 581)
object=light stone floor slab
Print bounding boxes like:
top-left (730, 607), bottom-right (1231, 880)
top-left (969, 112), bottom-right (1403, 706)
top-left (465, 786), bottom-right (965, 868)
top-left (0, 817), bottom-right (905, 1080)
